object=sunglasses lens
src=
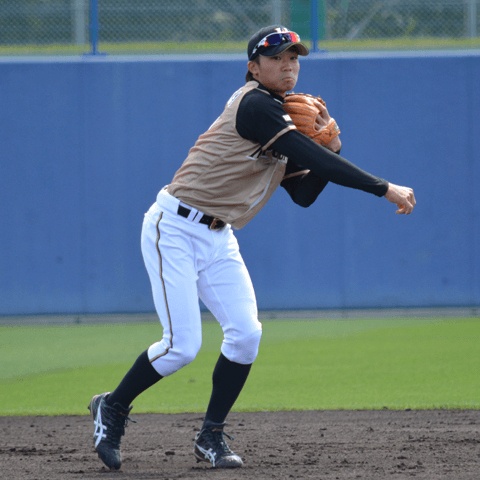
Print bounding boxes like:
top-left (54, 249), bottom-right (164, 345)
top-left (264, 33), bottom-right (283, 48)
top-left (251, 31), bottom-right (301, 58)
top-left (289, 32), bottom-right (300, 43)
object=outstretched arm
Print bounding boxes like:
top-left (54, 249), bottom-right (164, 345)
top-left (273, 130), bottom-right (416, 214)
top-left (274, 130), bottom-right (388, 196)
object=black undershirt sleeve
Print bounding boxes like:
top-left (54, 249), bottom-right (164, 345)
top-left (280, 161), bottom-right (329, 207)
top-left (273, 130), bottom-right (389, 197)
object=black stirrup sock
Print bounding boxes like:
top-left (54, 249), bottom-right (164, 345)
top-left (106, 350), bottom-right (163, 409)
top-left (204, 353), bottom-right (252, 425)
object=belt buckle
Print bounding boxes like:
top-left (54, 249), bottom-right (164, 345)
top-left (209, 218), bottom-right (222, 230)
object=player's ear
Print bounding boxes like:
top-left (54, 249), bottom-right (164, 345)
top-left (247, 60), bottom-right (260, 78)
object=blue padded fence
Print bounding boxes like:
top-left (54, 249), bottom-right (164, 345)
top-left (1, 51), bottom-right (479, 315)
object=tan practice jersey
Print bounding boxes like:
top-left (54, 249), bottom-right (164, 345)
top-left (167, 81), bottom-right (296, 229)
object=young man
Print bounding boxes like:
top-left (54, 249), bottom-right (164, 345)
top-left (88, 25), bottom-right (415, 471)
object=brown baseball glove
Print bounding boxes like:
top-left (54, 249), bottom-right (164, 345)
top-left (283, 93), bottom-right (341, 147)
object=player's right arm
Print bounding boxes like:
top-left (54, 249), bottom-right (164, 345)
top-left (273, 131), bottom-right (415, 213)
top-left (236, 86), bottom-right (415, 214)
top-left (273, 130), bottom-right (388, 196)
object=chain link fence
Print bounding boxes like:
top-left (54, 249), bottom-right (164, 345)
top-left (1, 0), bottom-right (479, 55)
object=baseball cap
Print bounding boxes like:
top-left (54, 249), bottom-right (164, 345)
top-left (247, 25), bottom-right (309, 61)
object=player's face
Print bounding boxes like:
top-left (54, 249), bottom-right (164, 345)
top-left (248, 48), bottom-right (300, 97)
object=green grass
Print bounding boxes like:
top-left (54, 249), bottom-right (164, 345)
top-left (0, 317), bottom-right (479, 416)
top-left (0, 37), bottom-right (479, 56)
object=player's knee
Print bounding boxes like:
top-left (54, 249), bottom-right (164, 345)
top-left (171, 335), bottom-right (202, 369)
top-left (148, 336), bottom-right (201, 376)
top-left (178, 343), bottom-right (200, 366)
top-left (222, 326), bottom-right (262, 365)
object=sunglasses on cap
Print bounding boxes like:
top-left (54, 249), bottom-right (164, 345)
top-left (250, 31), bottom-right (301, 59)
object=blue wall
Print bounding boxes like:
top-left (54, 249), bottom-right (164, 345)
top-left (1, 51), bottom-right (479, 315)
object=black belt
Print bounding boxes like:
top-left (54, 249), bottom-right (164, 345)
top-left (177, 205), bottom-right (226, 230)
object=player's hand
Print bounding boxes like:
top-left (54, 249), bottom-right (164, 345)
top-left (314, 99), bottom-right (332, 129)
top-left (384, 183), bottom-right (416, 215)
top-left (314, 104), bottom-right (341, 153)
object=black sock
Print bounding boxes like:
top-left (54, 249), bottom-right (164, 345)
top-left (106, 350), bottom-right (163, 409)
top-left (204, 353), bottom-right (252, 426)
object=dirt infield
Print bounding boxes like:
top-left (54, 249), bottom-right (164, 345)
top-left (1, 410), bottom-right (479, 480)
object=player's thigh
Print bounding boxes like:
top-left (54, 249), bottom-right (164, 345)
top-left (141, 206), bottom-right (201, 339)
top-left (198, 232), bottom-right (260, 335)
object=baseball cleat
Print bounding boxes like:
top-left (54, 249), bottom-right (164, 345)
top-left (194, 421), bottom-right (243, 468)
top-left (88, 392), bottom-right (133, 470)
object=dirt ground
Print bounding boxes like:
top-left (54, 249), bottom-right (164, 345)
top-left (1, 410), bottom-right (479, 480)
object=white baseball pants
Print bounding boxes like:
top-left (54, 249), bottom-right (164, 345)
top-left (141, 188), bottom-right (262, 377)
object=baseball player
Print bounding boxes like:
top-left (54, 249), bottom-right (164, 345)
top-left (88, 25), bottom-right (416, 471)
